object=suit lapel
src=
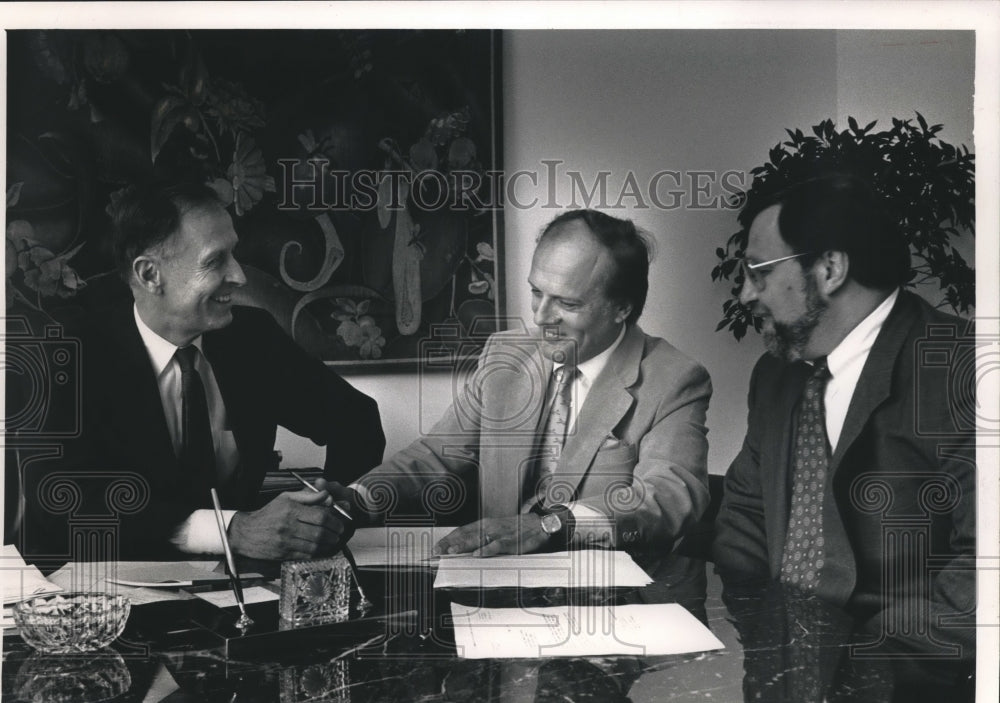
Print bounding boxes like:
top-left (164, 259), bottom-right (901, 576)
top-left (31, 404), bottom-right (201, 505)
top-left (554, 325), bottom-right (643, 493)
top-left (815, 292), bottom-right (913, 604)
top-left (829, 293), bottom-right (914, 472)
top-left (201, 328), bottom-right (253, 502)
top-left (107, 306), bottom-right (178, 474)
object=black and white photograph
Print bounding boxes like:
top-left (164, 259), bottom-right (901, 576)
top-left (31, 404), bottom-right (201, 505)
top-left (2, 2), bottom-right (997, 702)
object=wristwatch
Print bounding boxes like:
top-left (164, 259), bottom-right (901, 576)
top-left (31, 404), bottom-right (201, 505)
top-left (535, 504), bottom-right (575, 547)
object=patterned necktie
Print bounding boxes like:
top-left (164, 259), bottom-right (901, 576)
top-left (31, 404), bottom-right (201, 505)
top-left (780, 358), bottom-right (831, 591)
top-left (174, 346), bottom-right (216, 498)
top-left (530, 365), bottom-right (577, 507)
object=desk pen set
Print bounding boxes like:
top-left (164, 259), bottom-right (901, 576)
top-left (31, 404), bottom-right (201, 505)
top-left (197, 486), bottom-right (391, 658)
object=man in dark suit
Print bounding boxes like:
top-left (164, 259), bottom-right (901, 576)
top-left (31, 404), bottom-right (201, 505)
top-left (713, 174), bottom-right (976, 659)
top-left (20, 181), bottom-right (385, 561)
top-left (343, 210), bottom-right (712, 556)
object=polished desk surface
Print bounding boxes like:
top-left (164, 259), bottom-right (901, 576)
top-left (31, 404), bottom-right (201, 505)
top-left (2, 552), bottom-right (974, 703)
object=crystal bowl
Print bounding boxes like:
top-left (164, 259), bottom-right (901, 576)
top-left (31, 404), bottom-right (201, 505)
top-left (12, 592), bottom-right (131, 654)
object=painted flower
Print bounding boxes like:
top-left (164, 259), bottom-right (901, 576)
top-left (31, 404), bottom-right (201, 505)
top-left (336, 317), bottom-right (385, 360)
top-left (226, 134), bottom-right (275, 216)
top-left (332, 298), bottom-right (386, 359)
top-left (475, 241), bottom-right (495, 262)
top-left (205, 78), bottom-right (265, 139)
top-left (8, 221), bottom-right (86, 299)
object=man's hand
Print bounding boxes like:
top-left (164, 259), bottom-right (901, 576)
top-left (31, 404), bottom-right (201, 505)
top-left (228, 486), bottom-right (347, 560)
top-left (432, 515), bottom-right (549, 557)
top-left (323, 480), bottom-right (376, 526)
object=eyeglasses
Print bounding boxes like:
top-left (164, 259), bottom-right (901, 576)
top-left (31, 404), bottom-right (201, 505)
top-left (739, 252), bottom-right (813, 292)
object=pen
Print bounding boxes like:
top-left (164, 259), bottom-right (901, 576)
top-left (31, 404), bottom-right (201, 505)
top-left (287, 471), bottom-right (371, 608)
top-left (289, 470), bottom-right (354, 522)
top-left (210, 488), bottom-right (254, 632)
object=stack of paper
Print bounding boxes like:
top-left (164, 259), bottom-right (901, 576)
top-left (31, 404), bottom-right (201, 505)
top-left (2, 544), bottom-right (63, 628)
top-left (434, 550), bottom-right (654, 589)
top-left (1, 544), bottom-right (62, 604)
top-left (451, 602), bottom-right (724, 659)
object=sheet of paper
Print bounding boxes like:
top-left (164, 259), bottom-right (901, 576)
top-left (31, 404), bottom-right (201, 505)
top-left (45, 561), bottom-right (220, 605)
top-left (106, 563), bottom-right (262, 588)
top-left (451, 602), bottom-right (724, 659)
top-left (1, 544), bottom-right (63, 604)
top-left (433, 550), bottom-right (653, 589)
top-left (348, 526), bottom-right (457, 566)
top-left (193, 585), bottom-right (279, 608)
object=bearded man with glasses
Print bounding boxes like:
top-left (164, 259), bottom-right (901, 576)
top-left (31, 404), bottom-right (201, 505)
top-left (713, 174), bottom-right (976, 673)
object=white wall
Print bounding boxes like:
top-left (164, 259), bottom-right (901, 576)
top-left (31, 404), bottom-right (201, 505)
top-left (277, 29), bottom-right (976, 476)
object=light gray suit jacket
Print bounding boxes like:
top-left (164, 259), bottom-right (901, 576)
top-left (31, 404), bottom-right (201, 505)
top-left (358, 324), bottom-right (712, 549)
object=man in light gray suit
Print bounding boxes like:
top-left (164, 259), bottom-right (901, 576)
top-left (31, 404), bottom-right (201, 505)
top-left (340, 209), bottom-right (712, 555)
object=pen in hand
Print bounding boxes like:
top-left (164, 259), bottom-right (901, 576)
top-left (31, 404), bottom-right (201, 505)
top-left (210, 488), bottom-right (254, 632)
top-left (287, 471), bottom-right (371, 609)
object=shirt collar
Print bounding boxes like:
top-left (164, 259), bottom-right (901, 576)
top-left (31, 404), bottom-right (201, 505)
top-left (133, 304), bottom-right (204, 377)
top-left (555, 323), bottom-right (627, 385)
top-left (825, 288), bottom-right (898, 379)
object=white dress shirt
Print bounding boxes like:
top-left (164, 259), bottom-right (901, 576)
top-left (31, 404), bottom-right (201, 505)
top-left (133, 306), bottom-right (239, 554)
top-left (822, 288), bottom-right (898, 452)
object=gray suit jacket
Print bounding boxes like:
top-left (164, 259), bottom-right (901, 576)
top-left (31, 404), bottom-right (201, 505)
top-left (359, 324), bottom-right (712, 548)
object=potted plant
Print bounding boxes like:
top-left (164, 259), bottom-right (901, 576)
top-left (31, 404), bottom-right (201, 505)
top-left (711, 113), bottom-right (975, 340)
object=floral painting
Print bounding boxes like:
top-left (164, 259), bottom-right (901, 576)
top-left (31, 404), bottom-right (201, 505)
top-left (5, 30), bottom-right (503, 369)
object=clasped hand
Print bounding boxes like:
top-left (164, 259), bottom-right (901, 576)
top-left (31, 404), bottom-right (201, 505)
top-left (433, 514), bottom-right (549, 557)
top-left (228, 478), bottom-right (355, 560)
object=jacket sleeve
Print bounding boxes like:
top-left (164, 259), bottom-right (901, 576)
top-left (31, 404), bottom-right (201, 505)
top-left (713, 355), bottom-right (772, 577)
top-left (575, 356), bottom-right (712, 549)
top-left (353, 340), bottom-right (489, 518)
top-left (249, 309), bottom-right (386, 484)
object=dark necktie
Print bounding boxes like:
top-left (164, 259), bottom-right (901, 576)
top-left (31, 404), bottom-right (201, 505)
top-left (780, 358), bottom-right (831, 591)
top-left (174, 346), bottom-right (217, 497)
top-left (530, 365), bottom-right (577, 507)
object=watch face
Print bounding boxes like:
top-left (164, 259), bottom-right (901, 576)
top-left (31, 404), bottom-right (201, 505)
top-left (540, 513), bottom-right (562, 535)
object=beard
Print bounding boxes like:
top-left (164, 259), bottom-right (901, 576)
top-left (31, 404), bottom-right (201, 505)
top-left (761, 275), bottom-right (827, 362)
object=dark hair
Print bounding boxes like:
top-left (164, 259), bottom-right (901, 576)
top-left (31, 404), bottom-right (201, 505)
top-left (740, 173), bottom-right (910, 290)
top-left (110, 180), bottom-right (225, 282)
top-left (540, 209), bottom-right (652, 325)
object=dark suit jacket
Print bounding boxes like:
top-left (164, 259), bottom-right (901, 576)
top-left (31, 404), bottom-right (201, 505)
top-left (20, 303), bottom-right (385, 560)
top-left (359, 324), bottom-right (712, 549)
top-left (714, 290), bottom-right (976, 655)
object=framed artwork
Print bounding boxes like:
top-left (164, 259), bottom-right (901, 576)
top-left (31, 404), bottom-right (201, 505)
top-left (5, 29), bottom-right (504, 370)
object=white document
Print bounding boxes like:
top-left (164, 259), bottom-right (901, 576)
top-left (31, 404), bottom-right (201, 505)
top-left (348, 526), bottom-right (457, 566)
top-left (45, 561), bottom-right (220, 605)
top-left (193, 585), bottom-right (279, 608)
top-left (434, 550), bottom-right (653, 589)
top-left (1, 544), bottom-right (63, 604)
top-left (106, 563), bottom-right (262, 588)
top-left (451, 602), bottom-right (724, 659)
